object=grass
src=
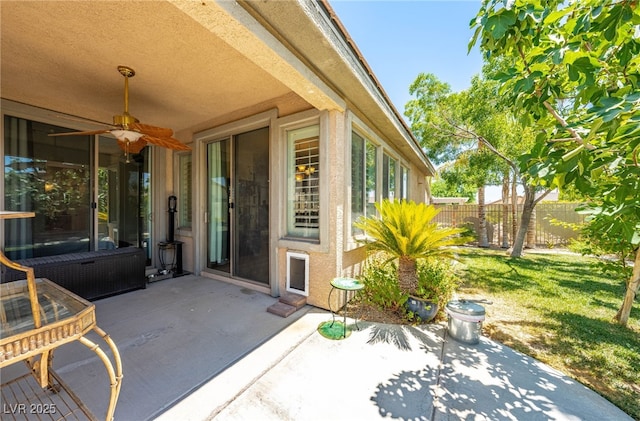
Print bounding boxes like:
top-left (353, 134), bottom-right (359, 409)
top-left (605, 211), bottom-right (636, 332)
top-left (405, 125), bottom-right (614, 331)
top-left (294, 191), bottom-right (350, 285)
top-left (455, 247), bottom-right (640, 420)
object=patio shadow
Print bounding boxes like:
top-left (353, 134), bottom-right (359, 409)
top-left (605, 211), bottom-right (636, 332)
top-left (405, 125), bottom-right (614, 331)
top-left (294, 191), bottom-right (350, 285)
top-left (371, 368), bottom-right (436, 420)
top-left (363, 321), bottom-right (445, 353)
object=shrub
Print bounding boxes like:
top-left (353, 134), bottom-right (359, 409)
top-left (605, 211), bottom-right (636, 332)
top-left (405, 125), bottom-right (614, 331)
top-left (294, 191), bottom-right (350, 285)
top-left (354, 199), bottom-right (470, 295)
top-left (359, 258), bottom-right (408, 313)
top-left (415, 258), bottom-right (461, 308)
top-left (358, 256), bottom-right (461, 320)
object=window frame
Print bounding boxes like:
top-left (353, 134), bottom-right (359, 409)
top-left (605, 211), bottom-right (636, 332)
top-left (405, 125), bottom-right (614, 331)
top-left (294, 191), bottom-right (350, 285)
top-left (382, 152), bottom-right (398, 201)
top-left (174, 151), bottom-right (193, 231)
top-left (287, 124), bottom-right (320, 240)
top-left (275, 109), bottom-right (329, 253)
top-left (346, 113), bottom-right (410, 249)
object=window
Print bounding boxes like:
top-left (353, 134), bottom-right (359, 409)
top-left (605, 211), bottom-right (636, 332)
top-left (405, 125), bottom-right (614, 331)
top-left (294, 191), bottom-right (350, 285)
top-left (4, 113), bottom-right (152, 261)
top-left (287, 125), bottom-right (320, 239)
top-left (4, 116), bottom-right (91, 258)
top-left (383, 153), bottom-right (397, 201)
top-left (351, 131), bottom-right (378, 235)
top-left (177, 153), bottom-right (192, 229)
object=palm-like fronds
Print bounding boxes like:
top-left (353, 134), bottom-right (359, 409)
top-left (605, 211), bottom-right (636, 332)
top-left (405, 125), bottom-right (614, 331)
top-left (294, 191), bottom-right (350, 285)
top-left (354, 200), bottom-right (468, 260)
top-left (354, 200), bottom-right (469, 294)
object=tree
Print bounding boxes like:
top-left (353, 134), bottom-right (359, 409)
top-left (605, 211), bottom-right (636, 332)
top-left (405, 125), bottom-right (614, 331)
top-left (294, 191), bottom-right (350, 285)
top-left (353, 200), bottom-right (468, 295)
top-left (470, 0), bottom-right (640, 326)
top-left (429, 165), bottom-right (477, 202)
top-left (405, 71), bottom-right (548, 255)
top-left (406, 73), bottom-right (501, 248)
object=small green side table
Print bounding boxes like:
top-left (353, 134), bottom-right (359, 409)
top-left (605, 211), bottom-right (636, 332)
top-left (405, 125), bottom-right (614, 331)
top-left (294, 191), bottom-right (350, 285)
top-left (327, 277), bottom-right (364, 339)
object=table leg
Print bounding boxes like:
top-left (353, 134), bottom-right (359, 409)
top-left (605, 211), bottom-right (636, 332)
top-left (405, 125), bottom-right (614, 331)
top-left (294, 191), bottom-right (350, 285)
top-left (342, 289), bottom-right (348, 338)
top-left (328, 286), bottom-right (337, 327)
top-left (78, 326), bottom-right (122, 421)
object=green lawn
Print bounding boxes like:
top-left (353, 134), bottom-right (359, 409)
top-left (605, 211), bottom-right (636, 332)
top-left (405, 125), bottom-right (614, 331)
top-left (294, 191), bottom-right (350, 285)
top-left (455, 247), bottom-right (640, 420)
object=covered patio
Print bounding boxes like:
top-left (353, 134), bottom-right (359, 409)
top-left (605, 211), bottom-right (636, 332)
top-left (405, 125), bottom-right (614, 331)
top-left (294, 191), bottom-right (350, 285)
top-left (1, 275), bottom-right (310, 420)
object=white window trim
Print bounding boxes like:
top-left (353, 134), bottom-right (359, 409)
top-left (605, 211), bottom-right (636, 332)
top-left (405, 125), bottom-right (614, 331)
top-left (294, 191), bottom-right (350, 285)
top-left (275, 109), bottom-right (330, 254)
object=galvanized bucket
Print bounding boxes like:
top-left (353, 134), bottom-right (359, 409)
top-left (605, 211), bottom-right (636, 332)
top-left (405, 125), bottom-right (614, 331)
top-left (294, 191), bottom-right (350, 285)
top-left (445, 300), bottom-right (486, 345)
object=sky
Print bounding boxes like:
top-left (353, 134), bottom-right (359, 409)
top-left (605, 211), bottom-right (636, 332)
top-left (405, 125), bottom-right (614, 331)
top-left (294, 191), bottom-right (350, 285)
top-left (330, 1), bottom-right (506, 199)
top-left (329, 0), bottom-right (484, 116)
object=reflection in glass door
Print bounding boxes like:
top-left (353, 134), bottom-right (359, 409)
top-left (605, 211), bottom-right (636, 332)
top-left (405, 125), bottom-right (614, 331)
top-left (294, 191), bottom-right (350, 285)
top-left (206, 127), bottom-right (270, 285)
top-left (97, 136), bottom-right (152, 265)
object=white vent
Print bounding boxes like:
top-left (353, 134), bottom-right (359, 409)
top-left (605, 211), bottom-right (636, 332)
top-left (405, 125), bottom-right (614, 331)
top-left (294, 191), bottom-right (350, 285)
top-left (286, 251), bottom-right (309, 296)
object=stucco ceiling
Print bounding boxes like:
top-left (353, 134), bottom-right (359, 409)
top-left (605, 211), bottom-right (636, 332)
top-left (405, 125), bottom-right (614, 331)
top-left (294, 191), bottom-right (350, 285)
top-left (1, 0), bottom-right (433, 174)
top-left (0, 1), bottom-right (308, 138)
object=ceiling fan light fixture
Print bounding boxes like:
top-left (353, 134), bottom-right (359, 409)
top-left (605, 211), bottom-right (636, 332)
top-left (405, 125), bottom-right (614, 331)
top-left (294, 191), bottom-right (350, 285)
top-left (111, 129), bottom-right (144, 143)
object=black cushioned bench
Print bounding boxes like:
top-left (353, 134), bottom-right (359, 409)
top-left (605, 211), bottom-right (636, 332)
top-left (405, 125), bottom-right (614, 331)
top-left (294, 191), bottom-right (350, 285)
top-left (1, 247), bottom-right (147, 301)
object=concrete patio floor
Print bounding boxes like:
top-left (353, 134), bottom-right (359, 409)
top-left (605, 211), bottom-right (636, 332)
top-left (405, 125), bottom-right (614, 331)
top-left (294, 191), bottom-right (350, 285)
top-left (159, 310), bottom-right (632, 421)
top-left (1, 275), bottom-right (309, 420)
top-left (1, 275), bottom-right (632, 420)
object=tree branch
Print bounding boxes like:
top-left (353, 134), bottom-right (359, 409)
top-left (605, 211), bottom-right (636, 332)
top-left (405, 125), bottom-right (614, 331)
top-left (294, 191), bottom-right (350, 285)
top-left (532, 187), bottom-right (554, 206)
top-left (516, 45), bottom-right (596, 151)
top-left (444, 118), bottom-right (519, 173)
top-left (542, 101), bottom-right (596, 150)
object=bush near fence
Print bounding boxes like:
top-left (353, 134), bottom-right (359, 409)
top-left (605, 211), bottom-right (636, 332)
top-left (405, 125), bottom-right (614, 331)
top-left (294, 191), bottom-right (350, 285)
top-left (433, 202), bottom-right (585, 248)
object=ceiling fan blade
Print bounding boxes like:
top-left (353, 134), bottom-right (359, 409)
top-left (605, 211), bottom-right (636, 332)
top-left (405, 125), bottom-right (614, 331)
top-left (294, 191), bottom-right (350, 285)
top-left (129, 122), bottom-right (173, 138)
top-left (142, 135), bottom-right (191, 151)
top-left (48, 113), bottom-right (114, 127)
top-left (48, 129), bottom-right (111, 137)
top-left (117, 138), bottom-right (148, 154)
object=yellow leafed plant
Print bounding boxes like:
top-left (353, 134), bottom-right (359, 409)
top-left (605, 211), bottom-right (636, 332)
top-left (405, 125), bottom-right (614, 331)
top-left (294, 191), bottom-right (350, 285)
top-left (354, 200), bottom-right (469, 295)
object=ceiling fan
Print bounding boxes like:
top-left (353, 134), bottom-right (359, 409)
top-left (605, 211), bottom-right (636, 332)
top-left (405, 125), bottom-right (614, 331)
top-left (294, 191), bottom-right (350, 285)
top-left (48, 65), bottom-right (191, 159)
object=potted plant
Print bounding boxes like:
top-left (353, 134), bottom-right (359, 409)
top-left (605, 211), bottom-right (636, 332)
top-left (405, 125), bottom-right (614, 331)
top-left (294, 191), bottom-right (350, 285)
top-left (406, 258), bottom-right (461, 321)
top-left (354, 200), bottom-right (469, 321)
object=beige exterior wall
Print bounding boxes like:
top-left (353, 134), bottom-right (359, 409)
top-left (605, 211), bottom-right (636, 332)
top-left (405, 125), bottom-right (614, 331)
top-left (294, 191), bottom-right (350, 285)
top-left (272, 108), bottom-right (430, 311)
top-left (1, 97), bottom-right (430, 311)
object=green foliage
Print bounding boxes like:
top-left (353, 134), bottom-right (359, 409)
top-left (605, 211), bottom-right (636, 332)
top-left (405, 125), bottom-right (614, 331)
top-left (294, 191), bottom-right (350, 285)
top-left (354, 200), bottom-right (469, 263)
top-left (430, 175), bottom-right (476, 202)
top-left (470, 0), bottom-right (640, 248)
top-left (470, 0), bottom-right (640, 324)
top-left (354, 199), bottom-right (469, 295)
top-left (405, 72), bottom-right (514, 187)
top-left (359, 257), bottom-right (461, 321)
top-left (359, 258), bottom-right (408, 313)
top-left (575, 207), bottom-right (636, 283)
top-left (457, 248), bottom-right (639, 419)
top-left (415, 258), bottom-right (461, 307)
top-left (431, 165), bottom-right (478, 203)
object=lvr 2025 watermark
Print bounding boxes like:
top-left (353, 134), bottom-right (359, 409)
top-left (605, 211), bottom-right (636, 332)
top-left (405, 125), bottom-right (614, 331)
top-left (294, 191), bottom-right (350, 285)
top-left (3, 403), bottom-right (57, 415)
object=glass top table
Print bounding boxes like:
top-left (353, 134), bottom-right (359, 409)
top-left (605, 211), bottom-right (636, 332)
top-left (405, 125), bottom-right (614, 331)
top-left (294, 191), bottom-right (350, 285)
top-left (0, 211), bottom-right (122, 421)
top-left (1, 278), bottom-right (93, 337)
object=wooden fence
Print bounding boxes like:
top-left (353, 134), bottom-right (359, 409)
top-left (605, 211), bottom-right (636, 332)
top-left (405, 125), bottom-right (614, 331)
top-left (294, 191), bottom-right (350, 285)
top-left (432, 202), bottom-right (586, 248)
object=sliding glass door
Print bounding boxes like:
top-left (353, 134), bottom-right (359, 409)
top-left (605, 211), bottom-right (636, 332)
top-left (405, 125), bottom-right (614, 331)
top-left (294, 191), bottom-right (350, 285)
top-left (206, 127), bottom-right (269, 285)
top-left (4, 116), bottom-right (91, 258)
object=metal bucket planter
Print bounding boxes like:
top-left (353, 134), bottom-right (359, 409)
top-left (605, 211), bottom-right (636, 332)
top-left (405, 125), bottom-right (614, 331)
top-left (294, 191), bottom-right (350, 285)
top-left (405, 296), bottom-right (439, 322)
top-left (445, 300), bottom-right (486, 344)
